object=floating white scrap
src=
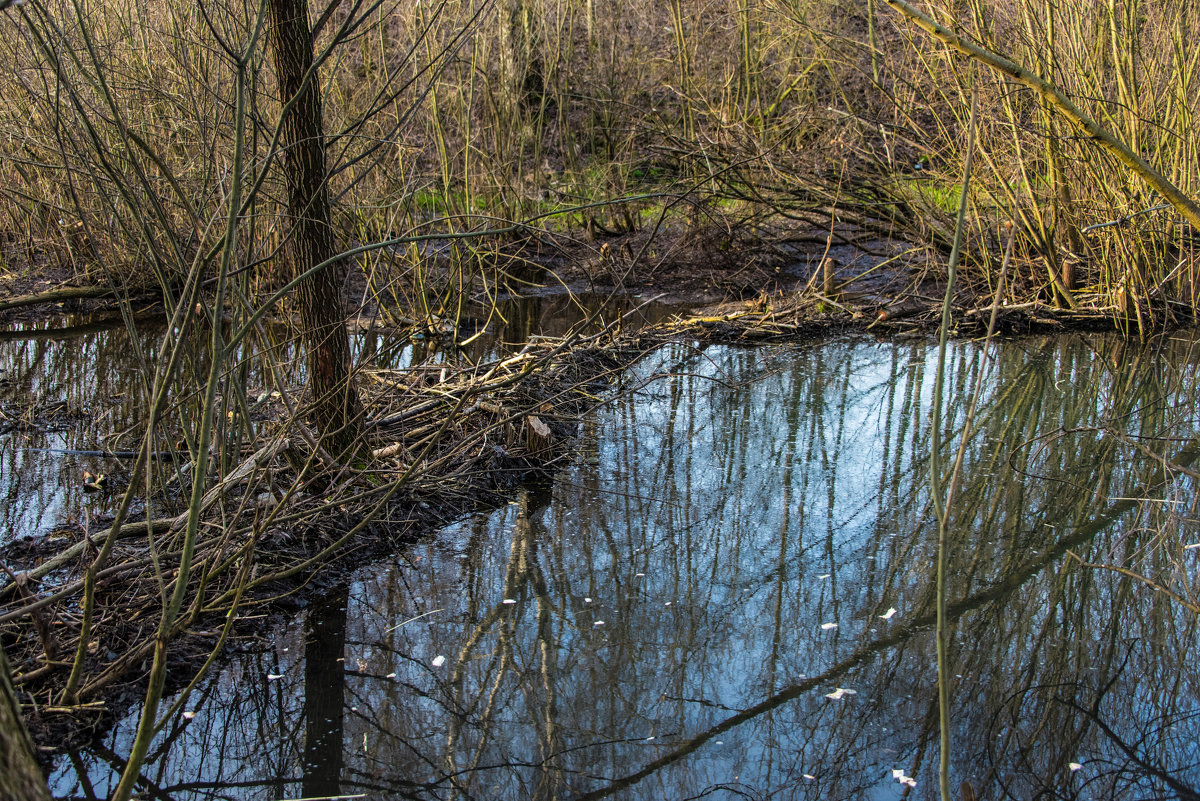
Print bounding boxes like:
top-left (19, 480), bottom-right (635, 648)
top-left (817, 574), bottom-right (831, 580)
top-left (267, 672), bottom-right (284, 681)
top-left (182, 711), bottom-right (197, 720)
top-left (594, 620), bottom-right (606, 627)
top-left (880, 607), bottom-right (897, 620)
top-left (431, 655), bottom-right (446, 668)
top-left (803, 774), bottom-right (815, 781)
top-left (825, 687), bottom-right (856, 700)
top-left (385, 672), bottom-right (396, 679)
top-left (892, 768), bottom-right (916, 788)
top-left (820, 622), bottom-right (838, 630)
top-left (584, 597), bottom-right (593, 603)
top-left (1069, 762), bottom-right (1083, 772)
top-left (502, 598), bottom-right (517, 605)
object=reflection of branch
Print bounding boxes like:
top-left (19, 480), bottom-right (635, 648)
top-left (1065, 551), bottom-right (1199, 614)
top-left (443, 580), bottom-right (516, 783)
top-left (1106, 429), bottom-right (1200, 482)
top-left (985, 677), bottom-right (1103, 799)
top-left (530, 519), bottom-right (565, 799)
top-left (1058, 684), bottom-right (1200, 801)
top-left (431, 734), bottom-right (653, 789)
top-left (444, 492), bottom-right (535, 784)
top-left (577, 434), bottom-right (1200, 799)
top-left (433, 490), bottom-right (588, 796)
top-left (574, 627), bottom-right (909, 800)
top-left (661, 694), bottom-right (741, 713)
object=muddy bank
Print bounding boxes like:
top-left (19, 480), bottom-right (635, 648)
top-left (0, 226), bottom-right (1186, 763)
top-left (0, 325), bottom-right (639, 756)
top-left (0, 222), bottom-right (1155, 347)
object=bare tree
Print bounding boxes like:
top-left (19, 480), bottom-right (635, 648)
top-left (266, 0), bottom-right (363, 459)
top-left (1, 647), bottom-right (50, 801)
top-left (2, 0), bottom-right (48, 784)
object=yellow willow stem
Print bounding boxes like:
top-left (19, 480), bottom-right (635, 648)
top-left (882, 0), bottom-right (1200, 230)
top-left (929, 87), bottom-right (978, 801)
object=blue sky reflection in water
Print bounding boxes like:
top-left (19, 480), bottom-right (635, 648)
top-left (0, 293), bottom-right (677, 544)
top-left (0, 319), bottom-right (156, 540)
top-left (50, 335), bottom-right (1200, 800)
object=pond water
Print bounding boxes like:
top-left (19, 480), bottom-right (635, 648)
top-left (0, 292), bottom-right (679, 546)
top-left (21, 329), bottom-right (1200, 799)
top-left (0, 316), bottom-right (156, 539)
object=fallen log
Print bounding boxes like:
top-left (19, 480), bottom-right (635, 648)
top-left (0, 285), bottom-right (120, 313)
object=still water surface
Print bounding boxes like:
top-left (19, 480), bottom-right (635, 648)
top-left (29, 331), bottom-right (1200, 800)
top-left (0, 293), bottom-right (677, 546)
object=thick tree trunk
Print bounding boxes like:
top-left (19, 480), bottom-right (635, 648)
top-left (266, 0), bottom-right (362, 458)
top-left (1, 647), bottom-right (51, 801)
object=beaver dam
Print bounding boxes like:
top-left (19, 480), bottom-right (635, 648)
top-left (1, 297), bottom-right (1198, 800)
top-left (4, 0), bottom-right (1200, 795)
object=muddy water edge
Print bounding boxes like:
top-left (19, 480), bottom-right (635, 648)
top-left (3, 311), bottom-right (1199, 799)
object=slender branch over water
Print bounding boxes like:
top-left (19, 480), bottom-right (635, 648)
top-left (930, 87), bottom-right (978, 801)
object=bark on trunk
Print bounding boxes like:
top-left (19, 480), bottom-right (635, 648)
top-left (1, 647), bottom-right (51, 801)
top-left (266, 0), bottom-right (362, 458)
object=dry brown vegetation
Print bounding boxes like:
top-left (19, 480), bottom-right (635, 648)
top-left (1, 0), bottom-right (1199, 793)
top-left (0, 0), bottom-right (1194, 327)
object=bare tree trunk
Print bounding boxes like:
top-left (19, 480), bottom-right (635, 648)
top-left (266, 0), bottom-right (362, 458)
top-left (1, 647), bottom-right (51, 801)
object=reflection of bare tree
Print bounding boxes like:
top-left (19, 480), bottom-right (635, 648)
top-left (442, 488), bottom-right (564, 800)
top-left (0, 323), bottom-right (157, 544)
top-left (49, 635), bottom-right (311, 797)
top-left (986, 649), bottom-right (1200, 801)
top-left (302, 593), bottom-right (347, 799)
top-left (47, 334), bottom-right (1200, 800)
top-left (578, 433), bottom-right (1200, 799)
